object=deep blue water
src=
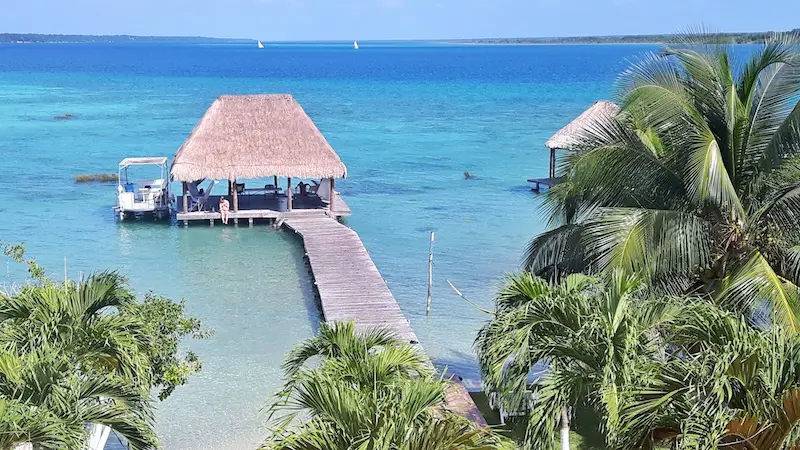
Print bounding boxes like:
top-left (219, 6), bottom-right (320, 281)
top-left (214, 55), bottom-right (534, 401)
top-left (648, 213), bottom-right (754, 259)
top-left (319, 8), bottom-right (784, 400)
top-left (0, 42), bottom-right (654, 449)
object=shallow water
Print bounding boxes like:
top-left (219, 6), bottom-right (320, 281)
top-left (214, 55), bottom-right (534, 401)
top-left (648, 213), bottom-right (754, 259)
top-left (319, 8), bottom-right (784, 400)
top-left (0, 42), bottom-right (650, 449)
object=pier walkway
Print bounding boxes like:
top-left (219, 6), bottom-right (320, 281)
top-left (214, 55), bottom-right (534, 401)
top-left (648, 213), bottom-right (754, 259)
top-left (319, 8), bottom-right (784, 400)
top-left (283, 216), bottom-right (486, 426)
top-left (283, 216), bottom-right (418, 344)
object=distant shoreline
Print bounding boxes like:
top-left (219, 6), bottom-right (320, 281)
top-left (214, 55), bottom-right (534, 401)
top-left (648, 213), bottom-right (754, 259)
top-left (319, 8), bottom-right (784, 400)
top-left (445, 41), bottom-right (668, 46)
top-left (444, 30), bottom-right (799, 46)
top-left (1, 29), bottom-right (797, 45)
top-left (0, 33), bottom-right (254, 44)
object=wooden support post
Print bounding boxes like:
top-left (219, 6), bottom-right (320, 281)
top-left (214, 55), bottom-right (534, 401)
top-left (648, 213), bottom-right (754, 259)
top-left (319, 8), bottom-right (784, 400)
top-left (249, 218), bottom-right (254, 227)
top-left (549, 147), bottom-right (556, 179)
top-left (232, 179), bottom-right (239, 212)
top-left (274, 175), bottom-right (278, 187)
top-left (209, 218), bottom-right (214, 227)
top-left (234, 218), bottom-right (239, 226)
top-left (182, 182), bottom-right (188, 213)
top-left (426, 231), bottom-right (435, 316)
top-left (287, 177), bottom-right (293, 211)
top-left (329, 177), bottom-right (335, 212)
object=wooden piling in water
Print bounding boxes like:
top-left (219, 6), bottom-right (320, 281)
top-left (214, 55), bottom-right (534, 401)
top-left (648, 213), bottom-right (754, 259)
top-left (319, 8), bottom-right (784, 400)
top-left (426, 231), bottom-right (434, 316)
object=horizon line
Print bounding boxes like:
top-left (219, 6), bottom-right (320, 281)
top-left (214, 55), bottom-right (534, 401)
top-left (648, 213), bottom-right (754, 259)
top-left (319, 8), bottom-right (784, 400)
top-left (2, 28), bottom-right (796, 43)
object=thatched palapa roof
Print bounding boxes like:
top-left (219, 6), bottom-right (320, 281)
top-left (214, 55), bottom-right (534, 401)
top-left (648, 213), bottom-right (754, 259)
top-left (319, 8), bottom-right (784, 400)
top-left (170, 94), bottom-right (347, 182)
top-left (545, 100), bottom-right (620, 150)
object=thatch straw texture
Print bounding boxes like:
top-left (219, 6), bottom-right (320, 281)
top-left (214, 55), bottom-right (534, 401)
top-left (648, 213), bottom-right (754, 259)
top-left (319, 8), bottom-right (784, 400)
top-left (170, 95), bottom-right (347, 182)
top-left (545, 100), bottom-right (620, 150)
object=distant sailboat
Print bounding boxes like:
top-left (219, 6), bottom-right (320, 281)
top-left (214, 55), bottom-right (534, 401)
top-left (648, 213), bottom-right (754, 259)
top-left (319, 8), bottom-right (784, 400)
top-left (353, 40), bottom-right (359, 50)
top-left (257, 40), bottom-right (265, 49)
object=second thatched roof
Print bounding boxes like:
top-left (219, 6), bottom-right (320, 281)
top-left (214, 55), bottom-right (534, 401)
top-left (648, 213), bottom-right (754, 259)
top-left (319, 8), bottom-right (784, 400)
top-left (545, 100), bottom-right (620, 150)
top-left (171, 94), bottom-right (347, 182)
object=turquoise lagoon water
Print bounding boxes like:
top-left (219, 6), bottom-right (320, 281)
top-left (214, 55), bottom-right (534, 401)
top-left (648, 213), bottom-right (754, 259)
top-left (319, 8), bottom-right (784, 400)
top-left (0, 42), bottom-right (652, 449)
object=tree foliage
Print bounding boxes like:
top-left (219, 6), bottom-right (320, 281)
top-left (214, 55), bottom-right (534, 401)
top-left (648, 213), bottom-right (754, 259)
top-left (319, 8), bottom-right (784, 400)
top-left (120, 293), bottom-right (210, 400)
top-left (524, 33), bottom-right (800, 331)
top-left (264, 322), bottom-right (510, 450)
top-left (620, 302), bottom-right (800, 450)
top-left (0, 244), bottom-right (210, 448)
top-left (476, 270), bottom-right (677, 450)
top-left (0, 347), bottom-right (156, 450)
top-left (477, 270), bottom-right (800, 450)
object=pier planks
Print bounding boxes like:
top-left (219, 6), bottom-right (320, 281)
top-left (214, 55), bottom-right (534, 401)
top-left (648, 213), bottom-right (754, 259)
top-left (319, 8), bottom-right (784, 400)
top-left (283, 217), bottom-right (419, 344)
top-left (284, 216), bottom-right (486, 427)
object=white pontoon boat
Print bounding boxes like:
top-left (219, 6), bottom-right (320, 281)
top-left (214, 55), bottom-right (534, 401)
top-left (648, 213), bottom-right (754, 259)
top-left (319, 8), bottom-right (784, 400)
top-left (114, 157), bottom-right (172, 220)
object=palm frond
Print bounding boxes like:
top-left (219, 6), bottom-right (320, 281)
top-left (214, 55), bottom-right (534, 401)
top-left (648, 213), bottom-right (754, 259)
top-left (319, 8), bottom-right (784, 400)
top-left (69, 271), bottom-right (133, 318)
top-left (717, 250), bottom-right (800, 332)
top-left (566, 112), bottom-right (689, 212)
top-left (581, 208), bottom-right (712, 289)
top-left (684, 125), bottom-right (746, 219)
top-left (762, 102), bottom-right (800, 175)
top-left (782, 246), bottom-right (800, 285)
top-left (525, 374), bottom-right (572, 450)
top-left (0, 398), bottom-right (83, 450)
top-left (282, 321), bottom-right (406, 378)
top-left (738, 48), bottom-right (800, 184)
top-left (615, 52), bottom-right (692, 132)
top-left (266, 322), bottom-right (502, 450)
top-left (523, 223), bottom-right (586, 277)
top-left (737, 34), bottom-right (800, 106)
top-left (748, 181), bottom-right (800, 242)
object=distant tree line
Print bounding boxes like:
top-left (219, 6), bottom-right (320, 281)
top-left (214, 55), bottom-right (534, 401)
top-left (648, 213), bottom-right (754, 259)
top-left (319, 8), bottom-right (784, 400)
top-left (450, 29), bottom-right (800, 44)
top-left (0, 33), bottom-right (254, 43)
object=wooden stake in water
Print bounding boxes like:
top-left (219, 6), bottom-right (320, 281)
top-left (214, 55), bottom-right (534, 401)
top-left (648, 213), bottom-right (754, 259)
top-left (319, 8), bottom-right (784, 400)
top-left (426, 231), bottom-right (435, 316)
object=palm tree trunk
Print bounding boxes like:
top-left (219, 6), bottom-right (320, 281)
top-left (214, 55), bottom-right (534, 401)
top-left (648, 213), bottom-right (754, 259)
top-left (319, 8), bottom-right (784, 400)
top-left (560, 407), bottom-right (570, 450)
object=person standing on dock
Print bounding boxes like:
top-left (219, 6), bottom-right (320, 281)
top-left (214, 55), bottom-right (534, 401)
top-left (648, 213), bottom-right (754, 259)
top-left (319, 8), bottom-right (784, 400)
top-left (219, 196), bottom-right (230, 224)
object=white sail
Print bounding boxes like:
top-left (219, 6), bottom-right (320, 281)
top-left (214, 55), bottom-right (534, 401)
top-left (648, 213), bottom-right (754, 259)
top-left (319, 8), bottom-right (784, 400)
top-left (257, 40), bottom-right (264, 49)
top-left (353, 40), bottom-right (359, 50)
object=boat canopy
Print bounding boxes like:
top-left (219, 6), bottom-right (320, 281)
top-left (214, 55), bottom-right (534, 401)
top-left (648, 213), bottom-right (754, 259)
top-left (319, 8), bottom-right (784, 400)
top-left (119, 157), bottom-right (168, 168)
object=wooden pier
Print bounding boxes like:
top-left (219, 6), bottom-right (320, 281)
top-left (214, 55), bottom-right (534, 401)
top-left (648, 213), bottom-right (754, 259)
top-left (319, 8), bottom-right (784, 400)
top-left (176, 194), bottom-right (351, 225)
top-left (283, 216), bottom-right (418, 344)
top-left (167, 94), bottom-right (485, 426)
top-left (527, 177), bottom-right (560, 192)
top-left (283, 216), bottom-right (486, 425)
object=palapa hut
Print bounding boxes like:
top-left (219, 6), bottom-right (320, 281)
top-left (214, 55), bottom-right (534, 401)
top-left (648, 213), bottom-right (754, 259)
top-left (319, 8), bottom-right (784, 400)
top-left (544, 100), bottom-right (620, 178)
top-left (529, 100), bottom-right (619, 192)
top-left (171, 94), bottom-right (347, 215)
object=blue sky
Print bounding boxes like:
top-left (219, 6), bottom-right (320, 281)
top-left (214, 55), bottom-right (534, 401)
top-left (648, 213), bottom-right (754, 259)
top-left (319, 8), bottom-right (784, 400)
top-left (0, 0), bottom-right (797, 40)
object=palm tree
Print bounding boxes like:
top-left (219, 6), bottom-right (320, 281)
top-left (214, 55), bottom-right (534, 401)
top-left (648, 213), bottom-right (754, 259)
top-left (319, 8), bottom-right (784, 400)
top-left (525, 34), bottom-right (800, 330)
top-left (266, 370), bottom-right (505, 450)
top-left (0, 271), bottom-right (205, 399)
top-left (619, 301), bottom-right (800, 450)
top-left (475, 270), bottom-right (677, 450)
top-left (0, 270), bottom-right (207, 449)
top-left (0, 347), bottom-right (155, 450)
top-left (0, 272), bottom-right (150, 390)
top-left (265, 322), bottom-right (508, 450)
top-left (281, 321), bottom-right (409, 378)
